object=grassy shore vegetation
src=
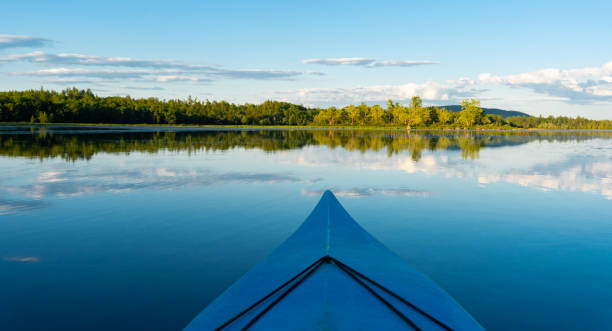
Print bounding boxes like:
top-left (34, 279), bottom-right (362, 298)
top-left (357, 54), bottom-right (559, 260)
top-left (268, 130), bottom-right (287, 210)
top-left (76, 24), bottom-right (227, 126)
top-left (1, 88), bottom-right (611, 129)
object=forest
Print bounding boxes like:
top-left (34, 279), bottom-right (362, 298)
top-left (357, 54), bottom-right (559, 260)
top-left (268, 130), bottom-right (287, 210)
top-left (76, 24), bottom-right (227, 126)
top-left (1, 88), bottom-right (611, 129)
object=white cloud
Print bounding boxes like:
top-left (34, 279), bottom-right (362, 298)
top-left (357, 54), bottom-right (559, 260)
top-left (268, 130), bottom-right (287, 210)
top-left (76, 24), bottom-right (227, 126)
top-left (479, 61), bottom-right (612, 103)
top-left (0, 34), bottom-right (51, 49)
top-left (0, 51), bottom-right (210, 70)
top-left (276, 78), bottom-right (478, 105)
top-left (302, 57), bottom-right (375, 66)
top-left (302, 57), bottom-right (439, 68)
top-left (43, 78), bottom-right (96, 85)
top-left (141, 75), bottom-right (212, 83)
top-left (1, 51), bottom-right (317, 82)
top-left (15, 66), bottom-right (303, 82)
top-left (18, 68), bottom-right (160, 79)
top-left (369, 60), bottom-right (440, 67)
top-left (119, 85), bottom-right (165, 91)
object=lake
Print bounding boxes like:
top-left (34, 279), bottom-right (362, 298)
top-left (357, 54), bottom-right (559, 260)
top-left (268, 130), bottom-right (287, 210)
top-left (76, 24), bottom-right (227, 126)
top-left (1, 125), bottom-right (611, 330)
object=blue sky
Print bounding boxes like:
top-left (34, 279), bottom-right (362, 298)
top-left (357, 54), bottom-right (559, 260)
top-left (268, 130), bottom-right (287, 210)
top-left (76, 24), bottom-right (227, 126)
top-left (1, 0), bottom-right (611, 118)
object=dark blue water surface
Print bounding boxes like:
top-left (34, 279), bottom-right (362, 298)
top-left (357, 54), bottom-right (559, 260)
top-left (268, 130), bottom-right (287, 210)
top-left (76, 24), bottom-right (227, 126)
top-left (1, 125), bottom-right (611, 330)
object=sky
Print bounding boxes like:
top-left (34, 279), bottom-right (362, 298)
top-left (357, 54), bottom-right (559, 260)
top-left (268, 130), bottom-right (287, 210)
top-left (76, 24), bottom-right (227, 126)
top-left (1, 0), bottom-right (611, 119)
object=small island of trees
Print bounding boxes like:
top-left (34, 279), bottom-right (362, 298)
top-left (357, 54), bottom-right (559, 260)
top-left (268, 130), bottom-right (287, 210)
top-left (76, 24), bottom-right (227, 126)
top-left (0, 88), bottom-right (610, 130)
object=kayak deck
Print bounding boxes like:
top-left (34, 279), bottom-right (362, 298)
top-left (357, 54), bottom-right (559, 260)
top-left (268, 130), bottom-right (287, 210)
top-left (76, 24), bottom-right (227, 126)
top-left (184, 190), bottom-right (483, 330)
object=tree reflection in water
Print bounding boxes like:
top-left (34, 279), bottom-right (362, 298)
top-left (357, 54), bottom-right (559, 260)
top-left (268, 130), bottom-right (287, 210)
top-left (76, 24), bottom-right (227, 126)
top-left (1, 125), bottom-right (610, 162)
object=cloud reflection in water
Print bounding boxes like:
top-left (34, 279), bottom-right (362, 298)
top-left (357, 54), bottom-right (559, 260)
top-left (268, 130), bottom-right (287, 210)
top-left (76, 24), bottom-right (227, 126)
top-left (4, 168), bottom-right (309, 200)
top-left (301, 187), bottom-right (432, 198)
top-left (0, 199), bottom-right (46, 215)
top-left (287, 141), bottom-right (612, 199)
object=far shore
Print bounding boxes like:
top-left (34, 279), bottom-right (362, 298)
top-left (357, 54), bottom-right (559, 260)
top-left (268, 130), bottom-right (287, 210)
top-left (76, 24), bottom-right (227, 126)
top-left (2, 122), bottom-right (612, 133)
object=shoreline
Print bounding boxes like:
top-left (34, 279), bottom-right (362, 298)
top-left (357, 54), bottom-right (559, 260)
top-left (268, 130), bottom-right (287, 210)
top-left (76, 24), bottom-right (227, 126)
top-left (2, 122), bottom-right (612, 133)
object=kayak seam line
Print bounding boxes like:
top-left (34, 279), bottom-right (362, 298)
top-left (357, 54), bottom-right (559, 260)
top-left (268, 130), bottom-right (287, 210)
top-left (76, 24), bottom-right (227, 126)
top-left (214, 257), bottom-right (325, 331)
top-left (332, 258), bottom-right (422, 331)
top-left (240, 257), bottom-right (327, 330)
top-left (215, 255), bottom-right (454, 331)
top-left (333, 258), bottom-right (455, 331)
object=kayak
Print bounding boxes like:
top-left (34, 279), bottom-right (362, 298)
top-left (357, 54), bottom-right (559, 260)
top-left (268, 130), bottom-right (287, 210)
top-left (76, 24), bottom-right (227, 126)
top-left (184, 190), bottom-right (484, 330)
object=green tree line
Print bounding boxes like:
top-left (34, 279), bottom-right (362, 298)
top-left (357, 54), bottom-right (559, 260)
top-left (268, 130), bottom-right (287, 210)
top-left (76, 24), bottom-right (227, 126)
top-left (1, 88), bottom-right (611, 129)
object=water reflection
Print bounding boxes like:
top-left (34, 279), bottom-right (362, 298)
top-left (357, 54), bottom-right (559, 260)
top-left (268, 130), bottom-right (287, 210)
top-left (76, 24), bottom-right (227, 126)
top-left (5, 168), bottom-right (308, 199)
top-left (1, 125), bottom-right (610, 161)
top-left (0, 199), bottom-right (46, 215)
top-left (1, 126), bottom-right (611, 201)
top-left (288, 145), bottom-right (612, 200)
top-left (1, 125), bottom-right (611, 331)
top-left (301, 187), bottom-right (432, 198)
top-left (3, 256), bottom-right (40, 263)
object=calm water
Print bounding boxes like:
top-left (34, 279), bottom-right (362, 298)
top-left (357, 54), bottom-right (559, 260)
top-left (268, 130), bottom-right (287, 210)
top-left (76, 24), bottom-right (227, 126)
top-left (1, 125), bottom-right (611, 330)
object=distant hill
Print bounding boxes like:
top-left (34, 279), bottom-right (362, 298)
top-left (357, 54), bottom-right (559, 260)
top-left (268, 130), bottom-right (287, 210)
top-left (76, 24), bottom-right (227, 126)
top-left (440, 105), bottom-right (530, 118)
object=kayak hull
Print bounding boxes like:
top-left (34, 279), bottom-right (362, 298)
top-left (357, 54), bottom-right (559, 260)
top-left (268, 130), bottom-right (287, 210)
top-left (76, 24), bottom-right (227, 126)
top-left (184, 190), bottom-right (484, 330)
